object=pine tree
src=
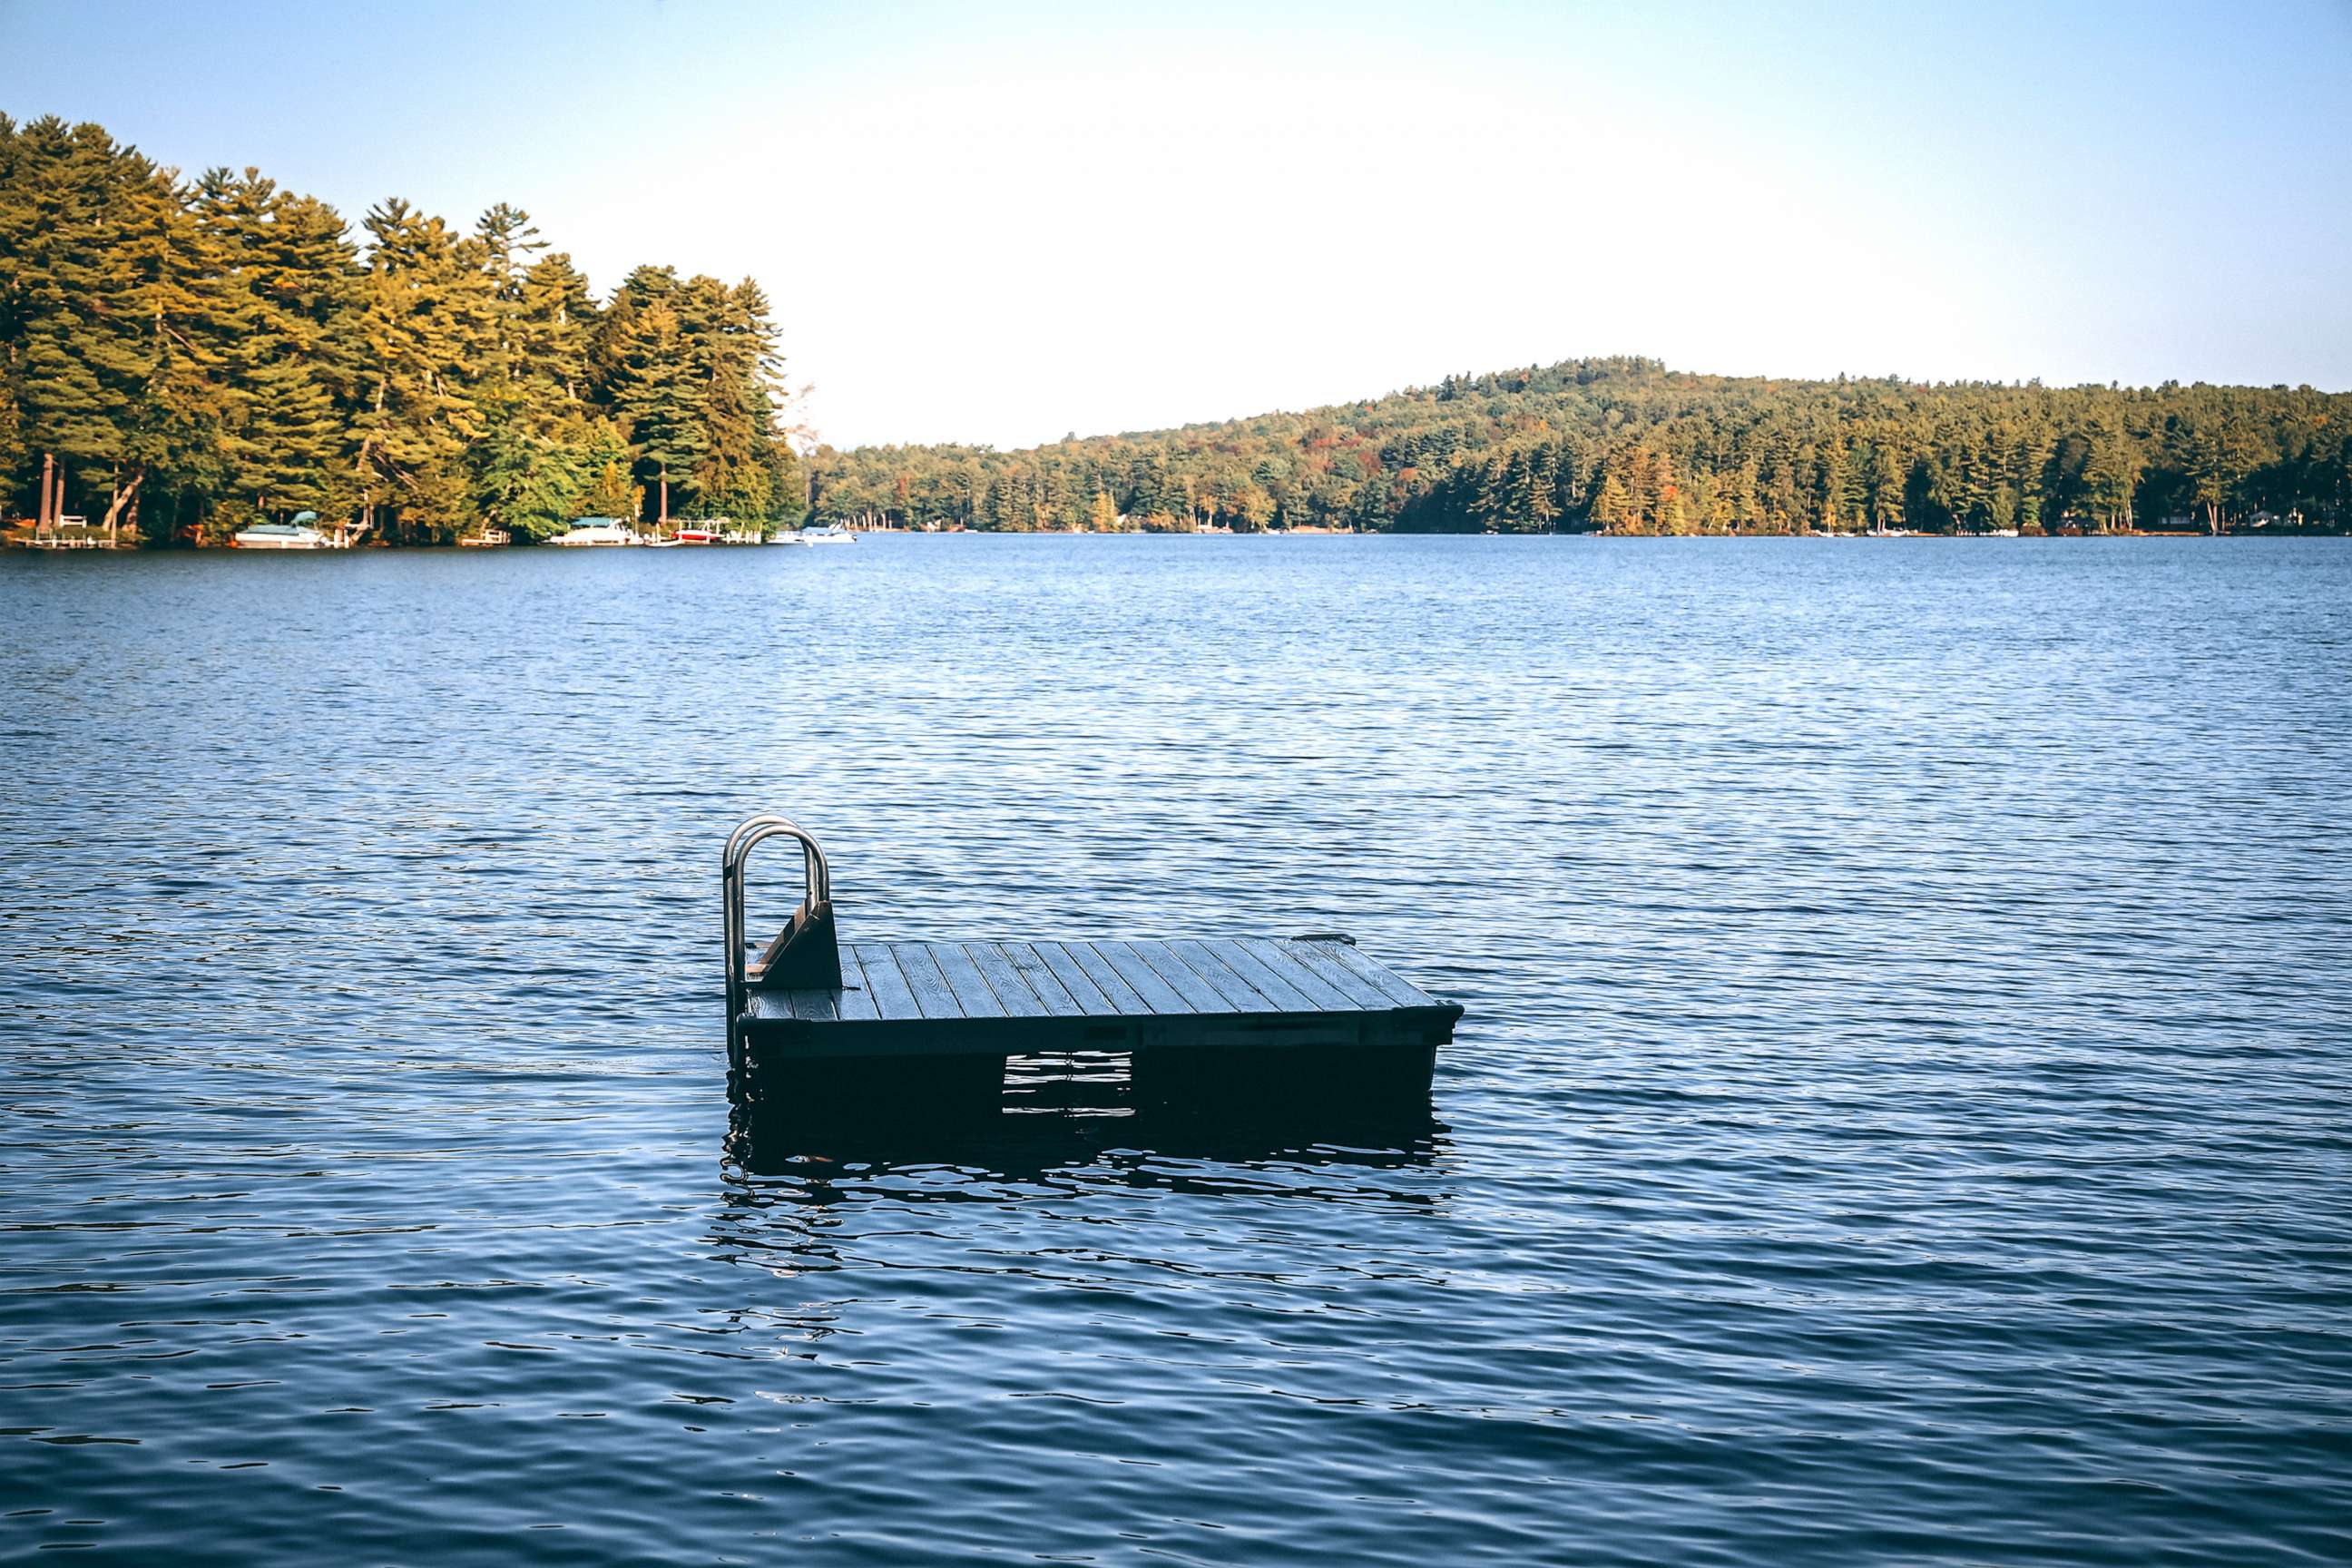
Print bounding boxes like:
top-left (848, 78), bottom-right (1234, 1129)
top-left (519, 252), bottom-right (598, 405)
top-left (686, 278), bottom-right (786, 521)
top-left (1868, 440), bottom-right (1908, 534)
top-left (1592, 467), bottom-right (1632, 533)
top-left (353, 199), bottom-right (492, 541)
top-left (465, 207), bottom-right (625, 539)
top-left (197, 169), bottom-right (361, 526)
top-left (596, 267), bottom-right (707, 526)
top-left (9, 119), bottom-right (231, 538)
top-left (1816, 445), bottom-right (1851, 533)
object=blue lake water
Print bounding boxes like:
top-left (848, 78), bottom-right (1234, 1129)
top-left (3, 536), bottom-right (2349, 1565)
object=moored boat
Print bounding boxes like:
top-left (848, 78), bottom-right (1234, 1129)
top-left (233, 516), bottom-right (332, 550)
top-left (782, 524), bottom-right (855, 546)
top-left (550, 518), bottom-right (640, 547)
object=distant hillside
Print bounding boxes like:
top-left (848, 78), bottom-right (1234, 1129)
top-left (808, 358), bottom-right (2351, 535)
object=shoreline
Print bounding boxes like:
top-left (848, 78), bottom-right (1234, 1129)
top-left (6, 527), bottom-right (2345, 554)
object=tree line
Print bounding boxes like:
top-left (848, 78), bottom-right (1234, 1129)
top-left (0, 114), bottom-right (800, 544)
top-left (808, 359), bottom-right (2352, 536)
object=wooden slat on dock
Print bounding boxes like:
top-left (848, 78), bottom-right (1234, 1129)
top-left (1000, 942), bottom-right (1086, 1016)
top-left (1231, 936), bottom-right (1357, 1010)
top-left (926, 940), bottom-right (1009, 1018)
top-left (833, 947), bottom-right (882, 1023)
top-left (1052, 940), bottom-right (1149, 1014)
top-left (1273, 937), bottom-right (1394, 1009)
top-left (1094, 941), bottom-right (1201, 1014)
top-left (848, 942), bottom-right (920, 1019)
top-left (1172, 938), bottom-right (1298, 1012)
top-left (1318, 940), bottom-right (1435, 1008)
top-left (965, 941), bottom-right (1054, 1018)
top-left (890, 942), bottom-right (964, 1020)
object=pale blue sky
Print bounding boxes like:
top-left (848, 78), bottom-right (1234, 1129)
top-left (4, 0), bottom-right (2347, 448)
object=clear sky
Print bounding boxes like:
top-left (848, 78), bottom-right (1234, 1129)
top-left (4, 0), bottom-right (2347, 450)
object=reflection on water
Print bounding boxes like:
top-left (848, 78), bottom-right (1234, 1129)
top-left (713, 1062), bottom-right (1451, 1372)
top-left (724, 1051), bottom-right (1447, 1196)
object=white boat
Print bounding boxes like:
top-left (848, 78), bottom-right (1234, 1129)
top-left (782, 524), bottom-right (856, 546)
top-left (233, 518), bottom-right (332, 550)
top-left (551, 518), bottom-right (640, 547)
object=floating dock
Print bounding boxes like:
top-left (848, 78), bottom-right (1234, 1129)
top-left (724, 817), bottom-right (1462, 1114)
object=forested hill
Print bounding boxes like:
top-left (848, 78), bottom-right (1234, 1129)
top-left (809, 360), bottom-right (2352, 536)
top-left (0, 114), bottom-right (799, 544)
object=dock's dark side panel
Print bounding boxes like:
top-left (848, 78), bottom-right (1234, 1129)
top-left (731, 936), bottom-right (1460, 1119)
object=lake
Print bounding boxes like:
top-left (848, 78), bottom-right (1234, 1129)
top-left (3, 536), bottom-right (2348, 1565)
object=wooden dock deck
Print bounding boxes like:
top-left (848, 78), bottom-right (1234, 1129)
top-left (722, 818), bottom-right (1462, 1115)
top-left (741, 935), bottom-right (1458, 1053)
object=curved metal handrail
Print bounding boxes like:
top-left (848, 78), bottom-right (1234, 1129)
top-left (722, 815), bottom-right (790, 1012)
top-left (730, 820), bottom-right (830, 908)
top-left (723, 815), bottom-right (833, 1022)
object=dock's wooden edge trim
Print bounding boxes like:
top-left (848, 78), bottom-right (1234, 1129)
top-left (739, 1001), bottom-right (1462, 1060)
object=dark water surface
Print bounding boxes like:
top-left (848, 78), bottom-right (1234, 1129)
top-left (4, 537), bottom-right (2349, 1565)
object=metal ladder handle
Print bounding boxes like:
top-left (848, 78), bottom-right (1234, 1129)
top-left (733, 821), bottom-right (830, 911)
top-left (723, 814), bottom-right (793, 1010)
top-left (725, 816), bottom-right (829, 899)
top-left (723, 814), bottom-right (821, 963)
top-left (723, 816), bottom-right (833, 1016)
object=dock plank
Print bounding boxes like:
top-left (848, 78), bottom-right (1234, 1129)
top-left (1000, 942), bottom-right (1085, 1017)
top-left (791, 984), bottom-right (840, 1023)
top-left (1049, 941), bottom-right (1147, 1014)
top-left (833, 947), bottom-right (882, 1022)
top-left (1275, 938), bottom-right (1393, 1009)
top-left (1167, 938), bottom-right (1283, 1011)
top-left (887, 942), bottom-right (965, 1020)
top-left (1319, 941), bottom-right (1438, 1007)
top-left (1198, 938), bottom-right (1322, 1012)
top-left (965, 941), bottom-right (1054, 1017)
top-left (1090, 940), bottom-right (1198, 1014)
top-left (1121, 939), bottom-right (1237, 1013)
top-left (924, 941), bottom-right (1008, 1018)
top-left (848, 942), bottom-right (922, 1021)
top-left (1230, 936), bottom-right (1358, 1011)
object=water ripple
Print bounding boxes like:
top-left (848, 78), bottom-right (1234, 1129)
top-left (3, 538), bottom-right (2349, 1565)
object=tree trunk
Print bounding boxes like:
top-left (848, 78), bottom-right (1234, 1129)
top-left (103, 469), bottom-right (142, 544)
top-left (38, 453), bottom-right (54, 530)
top-left (659, 466), bottom-right (670, 527)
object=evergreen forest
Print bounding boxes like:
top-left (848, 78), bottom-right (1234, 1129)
top-left (808, 361), bottom-right (2352, 536)
top-left (6, 114), bottom-right (2346, 547)
top-left (0, 114), bottom-right (799, 544)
